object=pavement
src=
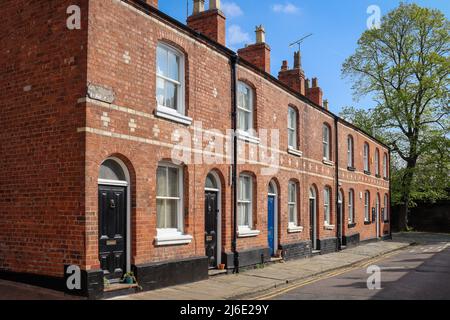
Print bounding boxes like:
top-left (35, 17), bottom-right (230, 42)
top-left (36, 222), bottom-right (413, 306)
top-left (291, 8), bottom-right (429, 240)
top-left (0, 232), bottom-right (447, 300)
top-left (113, 233), bottom-right (420, 300)
top-left (0, 280), bottom-right (80, 300)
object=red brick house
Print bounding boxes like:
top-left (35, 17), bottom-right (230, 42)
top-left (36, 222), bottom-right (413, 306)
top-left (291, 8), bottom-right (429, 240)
top-left (0, 0), bottom-right (391, 299)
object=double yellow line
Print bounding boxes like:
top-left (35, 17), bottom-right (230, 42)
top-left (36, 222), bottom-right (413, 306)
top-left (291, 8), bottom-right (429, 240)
top-left (251, 250), bottom-right (401, 300)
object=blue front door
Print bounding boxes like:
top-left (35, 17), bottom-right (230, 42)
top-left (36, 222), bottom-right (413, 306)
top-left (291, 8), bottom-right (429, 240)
top-left (268, 195), bottom-right (275, 256)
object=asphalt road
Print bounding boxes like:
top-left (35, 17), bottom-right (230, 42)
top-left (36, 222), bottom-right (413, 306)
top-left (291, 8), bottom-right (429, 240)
top-left (272, 240), bottom-right (450, 300)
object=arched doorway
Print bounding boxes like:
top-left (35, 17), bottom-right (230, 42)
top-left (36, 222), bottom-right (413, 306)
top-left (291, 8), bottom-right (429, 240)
top-left (267, 180), bottom-right (278, 257)
top-left (98, 158), bottom-right (131, 283)
top-left (309, 187), bottom-right (318, 251)
top-left (204, 172), bottom-right (222, 269)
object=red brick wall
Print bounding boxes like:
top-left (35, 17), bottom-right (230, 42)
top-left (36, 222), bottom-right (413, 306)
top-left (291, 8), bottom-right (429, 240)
top-left (238, 44), bottom-right (271, 73)
top-left (1, 0), bottom-right (390, 278)
top-left (0, 0), bottom-right (89, 276)
top-left (338, 123), bottom-right (390, 240)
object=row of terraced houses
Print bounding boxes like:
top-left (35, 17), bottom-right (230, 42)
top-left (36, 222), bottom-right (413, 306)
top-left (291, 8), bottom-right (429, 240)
top-left (0, 0), bottom-right (391, 299)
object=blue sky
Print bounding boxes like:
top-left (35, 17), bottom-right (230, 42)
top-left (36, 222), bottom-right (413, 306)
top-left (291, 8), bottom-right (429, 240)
top-left (159, 1), bottom-right (450, 114)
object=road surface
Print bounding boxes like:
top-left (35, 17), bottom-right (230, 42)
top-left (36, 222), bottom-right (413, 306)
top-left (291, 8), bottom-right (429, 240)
top-left (269, 238), bottom-right (450, 300)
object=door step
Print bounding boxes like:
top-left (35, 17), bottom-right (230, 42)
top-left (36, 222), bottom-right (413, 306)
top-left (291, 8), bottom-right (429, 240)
top-left (270, 257), bottom-right (283, 263)
top-left (311, 250), bottom-right (321, 256)
top-left (104, 283), bottom-right (139, 293)
top-left (208, 269), bottom-right (228, 277)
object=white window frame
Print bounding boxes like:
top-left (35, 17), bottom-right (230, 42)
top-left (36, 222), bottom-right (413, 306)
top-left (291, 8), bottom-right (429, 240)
top-left (323, 124), bottom-right (330, 161)
top-left (237, 82), bottom-right (254, 134)
top-left (347, 136), bottom-right (354, 168)
top-left (375, 149), bottom-right (380, 176)
top-left (324, 187), bottom-right (331, 225)
top-left (348, 189), bottom-right (355, 224)
top-left (364, 191), bottom-right (370, 222)
top-left (155, 163), bottom-right (192, 245)
top-left (237, 174), bottom-right (259, 237)
top-left (364, 143), bottom-right (370, 172)
top-left (383, 153), bottom-right (388, 178)
top-left (288, 107), bottom-right (298, 150)
top-left (288, 181), bottom-right (298, 227)
top-left (155, 43), bottom-right (192, 125)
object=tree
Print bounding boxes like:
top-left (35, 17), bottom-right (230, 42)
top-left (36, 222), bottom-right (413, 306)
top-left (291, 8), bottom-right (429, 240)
top-left (342, 3), bottom-right (450, 231)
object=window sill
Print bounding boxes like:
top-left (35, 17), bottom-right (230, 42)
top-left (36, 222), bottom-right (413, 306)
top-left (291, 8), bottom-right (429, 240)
top-left (236, 131), bottom-right (260, 145)
top-left (364, 220), bottom-right (371, 225)
top-left (154, 233), bottom-right (193, 246)
top-left (237, 228), bottom-right (261, 238)
top-left (324, 224), bottom-right (335, 230)
top-left (288, 225), bottom-right (304, 233)
top-left (155, 106), bottom-right (192, 126)
top-left (347, 166), bottom-right (356, 172)
top-left (287, 147), bottom-right (303, 157)
top-left (348, 223), bottom-right (356, 229)
top-left (322, 159), bottom-right (334, 166)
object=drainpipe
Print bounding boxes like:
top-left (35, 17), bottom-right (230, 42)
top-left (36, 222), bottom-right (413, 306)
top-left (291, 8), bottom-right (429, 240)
top-left (230, 54), bottom-right (240, 274)
top-left (335, 117), bottom-right (342, 251)
top-left (388, 149), bottom-right (392, 239)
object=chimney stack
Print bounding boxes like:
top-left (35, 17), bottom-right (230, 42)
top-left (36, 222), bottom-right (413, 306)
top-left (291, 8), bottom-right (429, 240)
top-left (145, 0), bottom-right (158, 7)
top-left (307, 77), bottom-right (323, 107)
top-left (187, 0), bottom-right (226, 46)
top-left (278, 51), bottom-right (306, 95)
top-left (237, 25), bottom-right (271, 73)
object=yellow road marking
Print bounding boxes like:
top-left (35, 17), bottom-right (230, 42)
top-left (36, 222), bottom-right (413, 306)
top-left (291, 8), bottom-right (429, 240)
top-left (252, 250), bottom-right (402, 300)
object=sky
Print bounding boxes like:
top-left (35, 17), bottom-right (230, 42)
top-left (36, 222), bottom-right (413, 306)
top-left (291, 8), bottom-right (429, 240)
top-left (158, 0), bottom-right (450, 115)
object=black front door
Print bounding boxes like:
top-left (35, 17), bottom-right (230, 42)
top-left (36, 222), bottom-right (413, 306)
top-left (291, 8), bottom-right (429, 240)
top-left (98, 185), bottom-right (127, 281)
top-left (205, 191), bottom-right (218, 268)
top-left (310, 198), bottom-right (317, 250)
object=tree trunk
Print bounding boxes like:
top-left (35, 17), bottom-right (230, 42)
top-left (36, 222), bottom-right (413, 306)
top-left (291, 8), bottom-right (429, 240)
top-left (398, 158), bottom-right (417, 231)
top-left (398, 203), bottom-right (408, 231)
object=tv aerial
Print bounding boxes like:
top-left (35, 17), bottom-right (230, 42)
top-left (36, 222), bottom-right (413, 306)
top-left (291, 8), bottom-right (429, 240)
top-left (289, 33), bottom-right (313, 52)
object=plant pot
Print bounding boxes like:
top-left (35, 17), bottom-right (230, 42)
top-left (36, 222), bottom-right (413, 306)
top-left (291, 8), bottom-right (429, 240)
top-left (218, 264), bottom-right (226, 270)
top-left (124, 277), bottom-right (134, 284)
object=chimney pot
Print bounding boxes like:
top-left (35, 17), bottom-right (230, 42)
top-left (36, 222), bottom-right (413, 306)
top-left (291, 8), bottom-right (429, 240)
top-left (193, 0), bottom-right (205, 14)
top-left (323, 99), bottom-right (329, 110)
top-left (305, 79), bottom-right (310, 90)
top-left (294, 51), bottom-right (302, 69)
top-left (187, 0), bottom-right (226, 46)
top-left (209, 0), bottom-right (220, 10)
top-left (238, 24), bottom-right (270, 73)
top-left (307, 77), bottom-right (323, 106)
top-left (255, 25), bottom-right (266, 44)
top-left (281, 60), bottom-right (288, 71)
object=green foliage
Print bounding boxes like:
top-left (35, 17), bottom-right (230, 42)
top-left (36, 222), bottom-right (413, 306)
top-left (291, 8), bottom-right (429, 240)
top-left (341, 3), bottom-right (450, 216)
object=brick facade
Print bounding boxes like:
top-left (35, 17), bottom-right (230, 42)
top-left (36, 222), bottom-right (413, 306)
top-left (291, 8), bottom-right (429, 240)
top-left (0, 0), bottom-right (390, 298)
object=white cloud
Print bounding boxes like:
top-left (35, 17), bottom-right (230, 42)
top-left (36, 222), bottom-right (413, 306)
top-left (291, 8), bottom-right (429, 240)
top-left (221, 2), bottom-right (243, 18)
top-left (227, 25), bottom-right (250, 46)
top-left (272, 3), bottom-right (300, 14)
